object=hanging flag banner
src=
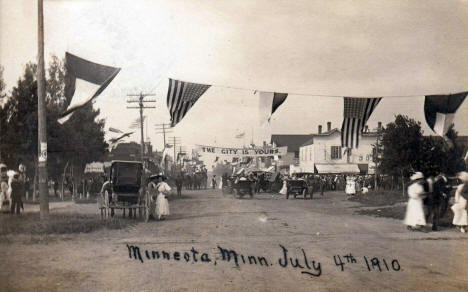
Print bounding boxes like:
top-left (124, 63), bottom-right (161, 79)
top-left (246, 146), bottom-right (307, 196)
top-left (58, 52), bottom-right (120, 123)
top-left (235, 131), bottom-right (245, 139)
top-left (270, 92), bottom-right (288, 121)
top-left (166, 78), bottom-right (211, 127)
top-left (108, 127), bottom-right (123, 134)
top-left (341, 97), bottom-right (381, 149)
top-left (259, 92), bottom-right (274, 125)
top-left (424, 92), bottom-right (467, 137)
top-left (196, 145), bottom-right (288, 157)
top-left (258, 91), bottom-right (288, 123)
top-left (109, 131), bottom-right (134, 144)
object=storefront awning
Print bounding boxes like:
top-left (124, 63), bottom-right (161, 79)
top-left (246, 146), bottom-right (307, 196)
top-left (315, 164), bottom-right (360, 174)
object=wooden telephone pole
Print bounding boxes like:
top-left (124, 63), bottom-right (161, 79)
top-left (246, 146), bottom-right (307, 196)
top-left (37, 0), bottom-right (49, 220)
top-left (155, 123), bottom-right (172, 173)
top-left (126, 93), bottom-right (156, 162)
top-left (167, 137), bottom-right (181, 173)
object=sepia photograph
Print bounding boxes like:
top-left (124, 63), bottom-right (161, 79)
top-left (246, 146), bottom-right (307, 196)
top-left (1, 0), bottom-right (468, 291)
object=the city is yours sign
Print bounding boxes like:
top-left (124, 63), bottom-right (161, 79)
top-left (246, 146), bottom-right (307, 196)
top-left (195, 145), bottom-right (288, 157)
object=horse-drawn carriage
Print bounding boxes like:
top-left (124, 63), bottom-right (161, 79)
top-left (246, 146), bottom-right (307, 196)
top-left (98, 160), bottom-right (148, 219)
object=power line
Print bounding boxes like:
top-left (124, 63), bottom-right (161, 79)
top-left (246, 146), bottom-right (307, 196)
top-left (126, 92), bottom-right (157, 162)
top-left (167, 136), bottom-right (181, 174)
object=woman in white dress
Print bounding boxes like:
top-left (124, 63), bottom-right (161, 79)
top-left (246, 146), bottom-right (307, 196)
top-left (156, 176), bottom-right (171, 220)
top-left (279, 176), bottom-right (288, 195)
top-left (404, 172), bottom-right (427, 231)
top-left (452, 171), bottom-right (468, 233)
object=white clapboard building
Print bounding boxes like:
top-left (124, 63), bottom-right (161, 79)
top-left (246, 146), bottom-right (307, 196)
top-left (298, 122), bottom-right (379, 174)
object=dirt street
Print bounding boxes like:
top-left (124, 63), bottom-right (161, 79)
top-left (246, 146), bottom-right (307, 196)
top-left (1, 189), bottom-right (468, 291)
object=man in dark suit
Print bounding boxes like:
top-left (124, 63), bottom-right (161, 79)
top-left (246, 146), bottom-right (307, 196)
top-left (426, 175), bottom-right (450, 231)
top-left (10, 172), bottom-right (24, 215)
top-left (175, 174), bottom-right (183, 197)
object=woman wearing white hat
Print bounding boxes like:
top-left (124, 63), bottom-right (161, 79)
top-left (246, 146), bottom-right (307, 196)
top-left (451, 171), bottom-right (468, 233)
top-left (404, 172), bottom-right (427, 231)
top-left (155, 176), bottom-right (171, 220)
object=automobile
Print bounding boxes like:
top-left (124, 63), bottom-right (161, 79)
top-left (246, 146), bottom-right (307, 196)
top-left (99, 160), bottom-right (144, 217)
top-left (286, 178), bottom-right (313, 199)
top-left (232, 177), bottom-right (255, 198)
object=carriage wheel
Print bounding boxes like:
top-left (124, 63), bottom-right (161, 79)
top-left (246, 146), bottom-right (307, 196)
top-left (98, 193), bottom-right (104, 218)
top-left (104, 190), bottom-right (110, 207)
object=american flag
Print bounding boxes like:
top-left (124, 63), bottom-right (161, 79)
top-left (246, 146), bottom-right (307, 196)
top-left (235, 132), bottom-right (245, 139)
top-left (167, 79), bottom-right (211, 127)
top-left (341, 97), bottom-right (381, 148)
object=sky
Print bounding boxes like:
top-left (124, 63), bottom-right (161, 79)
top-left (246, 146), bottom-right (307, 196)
top-left (1, 0), bottom-right (468, 152)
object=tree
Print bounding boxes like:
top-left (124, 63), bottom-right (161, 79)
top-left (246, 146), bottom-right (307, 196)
top-left (1, 57), bottom-right (108, 196)
top-left (0, 65), bottom-right (6, 162)
top-left (377, 115), bottom-right (423, 195)
top-left (414, 126), bottom-right (466, 176)
top-left (0, 66), bottom-right (6, 100)
top-left (377, 115), bottom-right (467, 194)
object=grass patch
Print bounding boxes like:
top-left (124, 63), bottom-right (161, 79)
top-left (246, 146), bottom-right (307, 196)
top-left (23, 196), bottom-right (69, 205)
top-left (356, 205), bottom-right (455, 227)
top-left (73, 197), bottom-right (97, 204)
top-left (0, 212), bottom-right (134, 235)
top-left (356, 205), bottom-right (405, 220)
top-left (348, 189), bottom-right (406, 206)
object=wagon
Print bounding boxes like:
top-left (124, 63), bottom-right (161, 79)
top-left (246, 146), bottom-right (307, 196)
top-left (98, 160), bottom-right (147, 219)
top-left (286, 179), bottom-right (313, 199)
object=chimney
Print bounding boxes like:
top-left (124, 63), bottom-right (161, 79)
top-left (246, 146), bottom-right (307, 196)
top-left (327, 122), bottom-right (331, 132)
top-left (318, 125), bottom-right (322, 134)
top-left (378, 122), bottom-right (382, 130)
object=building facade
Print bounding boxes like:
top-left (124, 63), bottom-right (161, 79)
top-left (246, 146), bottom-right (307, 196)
top-left (271, 134), bottom-right (313, 172)
top-left (298, 126), bottom-right (378, 174)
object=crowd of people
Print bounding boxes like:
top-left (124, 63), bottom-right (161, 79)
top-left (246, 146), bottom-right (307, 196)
top-left (2, 157), bottom-right (468, 235)
top-left (146, 175), bottom-right (172, 220)
top-left (404, 171), bottom-right (468, 233)
top-left (0, 162), bottom-right (27, 215)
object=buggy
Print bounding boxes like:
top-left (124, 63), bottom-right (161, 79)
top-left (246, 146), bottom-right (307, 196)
top-left (98, 160), bottom-right (147, 219)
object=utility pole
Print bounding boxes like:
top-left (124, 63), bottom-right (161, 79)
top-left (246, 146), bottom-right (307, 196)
top-left (155, 123), bottom-right (172, 174)
top-left (126, 92), bottom-right (156, 162)
top-left (0, 96), bottom-right (3, 162)
top-left (37, 0), bottom-right (49, 220)
top-left (168, 137), bottom-right (181, 174)
top-left (178, 146), bottom-right (187, 170)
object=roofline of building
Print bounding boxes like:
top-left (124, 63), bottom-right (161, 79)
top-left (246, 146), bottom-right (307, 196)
top-left (301, 129), bottom-right (380, 146)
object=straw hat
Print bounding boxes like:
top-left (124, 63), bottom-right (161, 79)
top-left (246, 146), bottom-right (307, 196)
top-left (457, 171), bottom-right (468, 182)
top-left (410, 172), bottom-right (424, 181)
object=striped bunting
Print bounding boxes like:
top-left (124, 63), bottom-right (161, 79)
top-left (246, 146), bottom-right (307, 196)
top-left (341, 97), bottom-right (381, 148)
top-left (167, 78), bottom-right (211, 127)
